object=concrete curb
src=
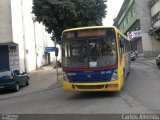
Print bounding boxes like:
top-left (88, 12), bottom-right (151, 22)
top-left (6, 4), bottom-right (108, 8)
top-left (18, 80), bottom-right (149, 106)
top-left (135, 59), bottom-right (157, 68)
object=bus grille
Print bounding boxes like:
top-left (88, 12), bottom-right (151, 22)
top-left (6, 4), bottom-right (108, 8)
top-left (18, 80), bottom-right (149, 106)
top-left (75, 85), bottom-right (105, 89)
top-left (69, 75), bottom-right (111, 83)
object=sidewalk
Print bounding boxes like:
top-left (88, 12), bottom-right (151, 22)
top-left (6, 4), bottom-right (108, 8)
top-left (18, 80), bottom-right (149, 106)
top-left (0, 64), bottom-right (62, 100)
top-left (136, 55), bottom-right (157, 67)
top-left (28, 64), bottom-right (62, 89)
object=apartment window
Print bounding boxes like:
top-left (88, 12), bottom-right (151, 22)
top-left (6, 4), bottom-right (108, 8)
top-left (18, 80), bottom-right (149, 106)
top-left (126, 16), bottom-right (129, 24)
top-left (123, 21), bottom-right (126, 28)
top-left (149, 0), bottom-right (158, 7)
top-left (122, 23), bottom-right (124, 29)
top-left (131, 8), bottom-right (135, 17)
top-left (120, 27), bottom-right (122, 32)
top-left (9, 46), bottom-right (17, 53)
top-left (152, 11), bottom-right (160, 25)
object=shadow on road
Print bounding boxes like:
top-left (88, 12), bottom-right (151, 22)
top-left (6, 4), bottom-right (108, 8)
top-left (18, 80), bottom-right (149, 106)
top-left (0, 90), bottom-right (15, 94)
top-left (0, 85), bottom-right (27, 95)
top-left (68, 91), bottom-right (120, 100)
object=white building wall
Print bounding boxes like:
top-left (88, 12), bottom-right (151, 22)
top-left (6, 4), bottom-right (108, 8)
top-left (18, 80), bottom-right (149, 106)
top-left (142, 33), bottom-right (160, 57)
top-left (11, 0), bottom-right (53, 72)
top-left (0, 0), bottom-right (12, 43)
top-left (22, 0), bottom-right (36, 72)
top-left (151, 36), bottom-right (160, 51)
top-left (141, 33), bottom-right (152, 51)
top-left (34, 23), bottom-right (47, 68)
top-left (11, 0), bottom-right (26, 71)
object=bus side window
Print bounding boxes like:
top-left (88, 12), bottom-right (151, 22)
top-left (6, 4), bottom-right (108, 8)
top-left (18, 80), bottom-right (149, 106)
top-left (124, 41), bottom-right (126, 52)
top-left (119, 36), bottom-right (124, 60)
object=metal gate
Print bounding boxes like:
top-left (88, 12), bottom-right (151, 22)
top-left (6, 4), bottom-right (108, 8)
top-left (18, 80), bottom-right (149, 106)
top-left (0, 45), bottom-right (9, 71)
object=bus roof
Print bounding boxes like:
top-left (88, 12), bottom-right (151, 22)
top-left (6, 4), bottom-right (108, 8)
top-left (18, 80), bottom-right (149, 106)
top-left (63, 26), bottom-right (116, 32)
top-left (63, 26), bottom-right (129, 41)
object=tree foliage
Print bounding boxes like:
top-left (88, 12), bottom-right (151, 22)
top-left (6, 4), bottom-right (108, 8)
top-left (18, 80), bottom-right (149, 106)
top-left (32, 0), bottom-right (107, 42)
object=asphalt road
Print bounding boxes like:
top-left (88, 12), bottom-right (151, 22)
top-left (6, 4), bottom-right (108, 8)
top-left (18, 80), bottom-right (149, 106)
top-left (0, 62), bottom-right (160, 114)
top-left (125, 61), bottom-right (160, 113)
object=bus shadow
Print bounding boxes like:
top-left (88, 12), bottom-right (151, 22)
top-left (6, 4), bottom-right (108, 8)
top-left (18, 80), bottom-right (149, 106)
top-left (69, 91), bottom-right (120, 100)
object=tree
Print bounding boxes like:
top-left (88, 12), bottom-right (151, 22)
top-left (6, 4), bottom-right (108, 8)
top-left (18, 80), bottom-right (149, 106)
top-left (32, 0), bottom-right (107, 43)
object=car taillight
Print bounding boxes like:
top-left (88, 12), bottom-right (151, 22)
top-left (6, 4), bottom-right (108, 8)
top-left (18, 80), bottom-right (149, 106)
top-left (10, 76), bottom-right (14, 80)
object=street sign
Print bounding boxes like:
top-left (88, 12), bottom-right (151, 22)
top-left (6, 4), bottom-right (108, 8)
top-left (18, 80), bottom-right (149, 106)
top-left (45, 47), bottom-right (57, 52)
top-left (128, 30), bottom-right (141, 40)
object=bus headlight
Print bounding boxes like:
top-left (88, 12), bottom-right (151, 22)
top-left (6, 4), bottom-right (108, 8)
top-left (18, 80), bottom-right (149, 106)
top-left (111, 69), bottom-right (118, 81)
top-left (63, 73), bottom-right (69, 82)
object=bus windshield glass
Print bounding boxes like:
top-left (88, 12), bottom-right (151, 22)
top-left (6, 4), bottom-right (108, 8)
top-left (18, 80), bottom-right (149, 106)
top-left (62, 28), bottom-right (117, 68)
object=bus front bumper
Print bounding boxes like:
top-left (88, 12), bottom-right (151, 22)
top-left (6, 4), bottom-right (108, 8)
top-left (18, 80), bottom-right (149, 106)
top-left (63, 80), bottom-right (121, 92)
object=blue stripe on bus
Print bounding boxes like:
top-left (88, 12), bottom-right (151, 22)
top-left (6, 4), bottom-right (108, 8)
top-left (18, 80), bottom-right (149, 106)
top-left (64, 67), bottom-right (117, 83)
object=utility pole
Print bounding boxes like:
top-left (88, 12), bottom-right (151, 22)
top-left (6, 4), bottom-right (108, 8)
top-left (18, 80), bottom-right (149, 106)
top-left (54, 39), bottom-right (59, 85)
top-left (32, 15), bottom-right (38, 69)
top-left (21, 0), bottom-right (27, 72)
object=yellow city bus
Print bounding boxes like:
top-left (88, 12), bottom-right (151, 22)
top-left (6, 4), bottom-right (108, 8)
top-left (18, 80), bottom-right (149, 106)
top-left (61, 26), bottom-right (130, 92)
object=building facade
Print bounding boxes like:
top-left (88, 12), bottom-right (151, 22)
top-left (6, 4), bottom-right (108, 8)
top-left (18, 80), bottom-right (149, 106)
top-left (148, 0), bottom-right (160, 57)
top-left (114, 0), bottom-right (160, 57)
top-left (0, 0), bottom-right (57, 72)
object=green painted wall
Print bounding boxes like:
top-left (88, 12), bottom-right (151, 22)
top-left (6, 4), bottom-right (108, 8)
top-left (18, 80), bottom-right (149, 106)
top-left (117, 0), bottom-right (139, 33)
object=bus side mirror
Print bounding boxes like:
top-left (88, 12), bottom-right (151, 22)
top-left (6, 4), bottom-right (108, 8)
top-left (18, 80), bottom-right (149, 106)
top-left (120, 39), bottom-right (124, 48)
top-left (55, 48), bottom-right (59, 57)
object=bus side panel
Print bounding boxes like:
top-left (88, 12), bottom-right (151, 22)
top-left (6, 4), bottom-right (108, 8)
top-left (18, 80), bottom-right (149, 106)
top-left (120, 54), bottom-right (125, 89)
top-left (115, 28), bottom-right (130, 91)
top-left (125, 52), bottom-right (130, 76)
top-left (119, 53), bottom-right (130, 90)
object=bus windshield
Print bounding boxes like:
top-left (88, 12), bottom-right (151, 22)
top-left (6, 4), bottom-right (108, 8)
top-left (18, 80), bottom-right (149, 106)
top-left (62, 37), bottom-right (117, 68)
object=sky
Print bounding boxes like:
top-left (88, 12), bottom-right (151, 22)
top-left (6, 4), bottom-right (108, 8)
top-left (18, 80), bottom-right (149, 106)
top-left (103, 0), bottom-right (124, 26)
